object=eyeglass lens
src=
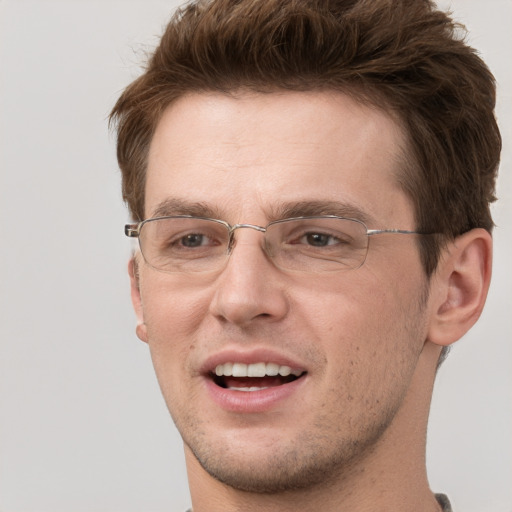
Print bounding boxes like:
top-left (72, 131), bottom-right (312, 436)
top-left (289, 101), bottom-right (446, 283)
top-left (137, 217), bottom-right (369, 273)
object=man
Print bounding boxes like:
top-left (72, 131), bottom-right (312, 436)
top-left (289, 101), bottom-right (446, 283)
top-left (110, 0), bottom-right (501, 510)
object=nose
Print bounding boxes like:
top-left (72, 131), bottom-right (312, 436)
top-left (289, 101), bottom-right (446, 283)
top-left (209, 229), bottom-right (289, 327)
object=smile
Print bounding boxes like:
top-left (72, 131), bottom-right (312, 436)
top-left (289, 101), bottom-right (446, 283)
top-left (212, 362), bottom-right (306, 392)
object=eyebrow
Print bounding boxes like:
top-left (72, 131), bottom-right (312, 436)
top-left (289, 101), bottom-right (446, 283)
top-left (268, 200), bottom-right (373, 225)
top-left (151, 198), bottom-right (223, 219)
top-left (150, 197), bottom-right (374, 225)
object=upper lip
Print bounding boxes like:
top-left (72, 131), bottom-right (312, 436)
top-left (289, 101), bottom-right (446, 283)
top-left (200, 347), bottom-right (308, 375)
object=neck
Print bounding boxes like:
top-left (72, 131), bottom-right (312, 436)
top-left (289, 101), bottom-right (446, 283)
top-left (186, 341), bottom-right (443, 512)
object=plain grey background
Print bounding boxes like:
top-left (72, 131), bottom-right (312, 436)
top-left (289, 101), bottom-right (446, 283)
top-left (0, 1), bottom-right (510, 511)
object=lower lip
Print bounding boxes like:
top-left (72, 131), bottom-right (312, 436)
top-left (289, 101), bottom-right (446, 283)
top-left (203, 376), bottom-right (306, 413)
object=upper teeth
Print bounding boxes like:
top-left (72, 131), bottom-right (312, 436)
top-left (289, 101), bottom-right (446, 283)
top-left (215, 362), bottom-right (303, 378)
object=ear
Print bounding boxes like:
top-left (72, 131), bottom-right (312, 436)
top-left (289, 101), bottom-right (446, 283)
top-left (427, 228), bottom-right (492, 347)
top-left (128, 257), bottom-right (148, 343)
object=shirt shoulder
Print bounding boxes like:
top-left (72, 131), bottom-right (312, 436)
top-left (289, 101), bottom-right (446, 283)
top-left (436, 493), bottom-right (453, 512)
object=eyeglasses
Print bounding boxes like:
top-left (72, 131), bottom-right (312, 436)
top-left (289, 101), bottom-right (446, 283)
top-left (125, 215), bottom-right (425, 274)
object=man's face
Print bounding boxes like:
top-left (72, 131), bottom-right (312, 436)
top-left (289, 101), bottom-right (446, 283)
top-left (133, 91), bottom-right (433, 492)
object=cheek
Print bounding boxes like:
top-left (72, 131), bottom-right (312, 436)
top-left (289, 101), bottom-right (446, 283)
top-left (139, 279), bottom-right (211, 392)
top-left (295, 267), bottom-right (427, 375)
top-left (294, 269), bottom-right (402, 330)
top-left (302, 280), bottom-right (427, 427)
top-left (141, 276), bottom-right (210, 339)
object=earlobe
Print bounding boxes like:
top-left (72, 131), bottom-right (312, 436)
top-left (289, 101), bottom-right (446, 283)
top-left (427, 229), bottom-right (492, 347)
top-left (128, 257), bottom-right (149, 343)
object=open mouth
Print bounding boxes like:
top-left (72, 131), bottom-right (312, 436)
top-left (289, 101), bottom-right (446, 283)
top-left (211, 362), bottom-right (307, 392)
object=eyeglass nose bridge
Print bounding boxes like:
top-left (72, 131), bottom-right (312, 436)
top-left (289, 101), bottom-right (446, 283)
top-left (226, 223), bottom-right (268, 253)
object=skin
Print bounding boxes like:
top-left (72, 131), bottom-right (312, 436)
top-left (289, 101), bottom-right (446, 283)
top-left (129, 90), bottom-right (492, 511)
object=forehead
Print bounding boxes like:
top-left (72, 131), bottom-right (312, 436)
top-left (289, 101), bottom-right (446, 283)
top-left (145, 90), bottom-right (413, 226)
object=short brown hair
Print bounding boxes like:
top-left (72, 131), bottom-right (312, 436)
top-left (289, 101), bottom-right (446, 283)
top-left (110, 0), bottom-right (501, 276)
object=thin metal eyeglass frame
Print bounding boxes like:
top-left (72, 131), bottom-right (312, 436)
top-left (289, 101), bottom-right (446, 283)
top-left (125, 215), bottom-right (431, 273)
top-left (124, 215), bottom-right (425, 240)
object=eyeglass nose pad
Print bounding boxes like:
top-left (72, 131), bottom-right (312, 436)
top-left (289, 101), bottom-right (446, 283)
top-left (227, 231), bottom-right (237, 254)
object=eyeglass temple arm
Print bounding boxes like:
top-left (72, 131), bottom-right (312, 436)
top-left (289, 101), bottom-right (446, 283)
top-left (366, 229), bottom-right (422, 236)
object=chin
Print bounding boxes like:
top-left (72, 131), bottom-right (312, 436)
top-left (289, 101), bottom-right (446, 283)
top-left (182, 420), bottom-right (388, 494)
